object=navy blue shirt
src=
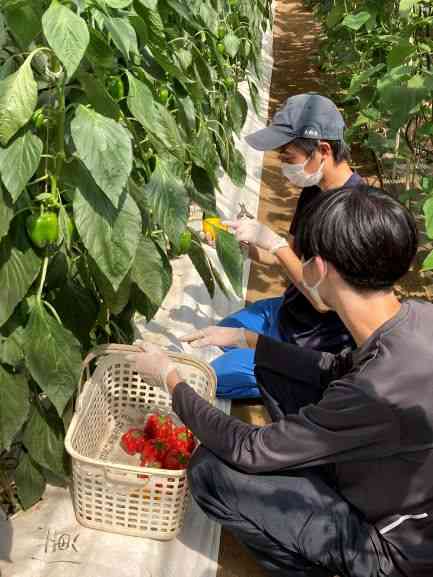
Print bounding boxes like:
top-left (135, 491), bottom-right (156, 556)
top-left (278, 172), bottom-right (363, 349)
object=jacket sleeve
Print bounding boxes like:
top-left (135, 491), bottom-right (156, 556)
top-left (172, 378), bottom-right (397, 473)
top-left (172, 337), bottom-right (396, 473)
top-left (253, 335), bottom-right (354, 393)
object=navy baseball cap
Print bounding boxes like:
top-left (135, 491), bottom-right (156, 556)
top-left (245, 93), bottom-right (346, 151)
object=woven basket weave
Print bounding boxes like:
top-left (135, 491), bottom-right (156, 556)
top-left (65, 343), bottom-right (216, 540)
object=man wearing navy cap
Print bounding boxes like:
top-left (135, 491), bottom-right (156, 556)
top-left (212, 93), bottom-right (363, 399)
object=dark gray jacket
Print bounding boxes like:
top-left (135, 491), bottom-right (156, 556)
top-left (173, 300), bottom-right (433, 570)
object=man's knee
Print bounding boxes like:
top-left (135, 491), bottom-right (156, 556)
top-left (187, 447), bottom-right (244, 523)
top-left (188, 446), bottom-right (212, 489)
top-left (187, 446), bottom-right (225, 499)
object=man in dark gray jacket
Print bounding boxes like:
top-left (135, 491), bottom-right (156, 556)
top-left (128, 186), bottom-right (433, 577)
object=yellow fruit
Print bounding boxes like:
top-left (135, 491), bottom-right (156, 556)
top-left (202, 217), bottom-right (228, 240)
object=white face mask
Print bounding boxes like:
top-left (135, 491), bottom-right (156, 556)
top-left (281, 158), bottom-right (324, 188)
top-left (302, 257), bottom-right (327, 309)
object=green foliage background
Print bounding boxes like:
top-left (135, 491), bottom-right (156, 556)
top-left (308, 0), bottom-right (433, 266)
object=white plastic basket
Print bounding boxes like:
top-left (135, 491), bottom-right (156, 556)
top-left (65, 343), bottom-right (216, 541)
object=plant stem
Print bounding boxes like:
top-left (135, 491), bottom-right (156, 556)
top-left (56, 80), bottom-right (66, 179)
top-left (392, 129), bottom-right (400, 184)
top-left (42, 300), bottom-right (62, 324)
top-left (37, 256), bottom-right (49, 304)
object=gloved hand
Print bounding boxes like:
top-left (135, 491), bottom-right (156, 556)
top-left (180, 326), bottom-right (248, 349)
top-left (126, 342), bottom-right (178, 393)
top-left (224, 218), bottom-right (288, 254)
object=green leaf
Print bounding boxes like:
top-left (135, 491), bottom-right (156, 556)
top-left (215, 229), bottom-right (243, 298)
top-left (189, 164), bottom-right (217, 213)
top-left (377, 65), bottom-right (412, 93)
top-left (0, 235), bottom-right (41, 328)
top-left (130, 285), bottom-right (158, 321)
top-left (152, 50), bottom-right (189, 87)
top-left (128, 178), bottom-right (151, 233)
top-left (15, 453), bottom-right (46, 510)
top-left (129, 14), bottom-right (149, 45)
top-left (52, 280), bottom-right (98, 343)
top-left (341, 11), bottom-right (371, 31)
top-left (22, 403), bottom-right (67, 477)
top-left (223, 141), bottom-right (247, 187)
top-left (199, 3), bottom-right (218, 36)
top-left (0, 366), bottom-right (29, 451)
top-left (208, 255), bottom-right (232, 300)
top-left (154, 103), bottom-right (186, 158)
top-left (190, 124), bottom-right (220, 183)
top-left (223, 32), bottom-right (241, 58)
top-left (228, 91), bottom-right (248, 136)
top-left (0, 132), bottom-right (43, 202)
top-left (378, 70), bottom-right (431, 129)
top-left (126, 72), bottom-right (155, 126)
top-left (387, 39), bottom-right (416, 69)
top-left (145, 160), bottom-right (189, 249)
top-left (89, 261), bottom-right (131, 316)
top-left (86, 29), bottom-right (116, 71)
top-left (187, 233), bottom-right (215, 299)
top-left (2, 1), bottom-right (41, 49)
top-left (44, 250), bottom-right (68, 291)
top-left (348, 63), bottom-right (385, 96)
top-left (24, 301), bottom-right (81, 417)
top-left (0, 55), bottom-right (37, 146)
top-left (423, 197), bottom-right (433, 239)
top-left (248, 78), bottom-right (261, 116)
top-left (164, 0), bottom-right (201, 30)
top-left (133, 2), bottom-right (166, 47)
top-left (422, 177), bottom-right (433, 194)
top-left (137, 0), bottom-right (158, 8)
top-left (192, 46), bottom-right (213, 90)
top-left (407, 73), bottom-right (433, 104)
top-left (0, 324), bottom-right (25, 366)
top-left (0, 13), bottom-right (5, 51)
top-left (175, 48), bottom-right (193, 71)
top-left (104, 17), bottom-right (138, 61)
top-left (126, 73), bottom-right (185, 155)
top-left (0, 186), bottom-right (14, 243)
top-left (42, 0), bottom-right (89, 79)
top-left (131, 238), bottom-right (172, 308)
top-left (72, 163), bottom-right (141, 291)
top-left (105, 0), bottom-right (133, 7)
top-left (399, 0), bottom-right (419, 16)
top-left (326, 1), bottom-right (345, 28)
top-left (421, 249), bottom-right (433, 271)
top-left (136, 54), bottom-right (164, 83)
top-left (71, 105), bottom-right (133, 208)
top-left (176, 94), bottom-right (196, 136)
top-left (79, 72), bottom-right (121, 120)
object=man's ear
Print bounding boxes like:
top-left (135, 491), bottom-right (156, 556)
top-left (315, 255), bottom-right (328, 278)
top-left (318, 141), bottom-right (332, 160)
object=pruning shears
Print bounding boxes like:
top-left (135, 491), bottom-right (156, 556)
top-left (237, 202), bottom-right (255, 220)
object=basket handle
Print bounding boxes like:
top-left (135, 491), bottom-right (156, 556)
top-left (77, 343), bottom-right (143, 408)
top-left (104, 466), bottom-right (151, 488)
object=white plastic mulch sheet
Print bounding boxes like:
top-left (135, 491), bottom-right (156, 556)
top-left (0, 25), bottom-right (274, 577)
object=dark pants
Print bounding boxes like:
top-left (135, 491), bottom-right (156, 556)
top-left (187, 364), bottom-right (396, 577)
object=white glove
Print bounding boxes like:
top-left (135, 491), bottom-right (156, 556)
top-left (180, 326), bottom-right (248, 349)
top-left (126, 342), bottom-right (178, 393)
top-left (224, 219), bottom-right (288, 254)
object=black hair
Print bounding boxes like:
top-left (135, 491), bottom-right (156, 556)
top-left (295, 185), bottom-right (418, 291)
top-left (291, 137), bottom-right (351, 164)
